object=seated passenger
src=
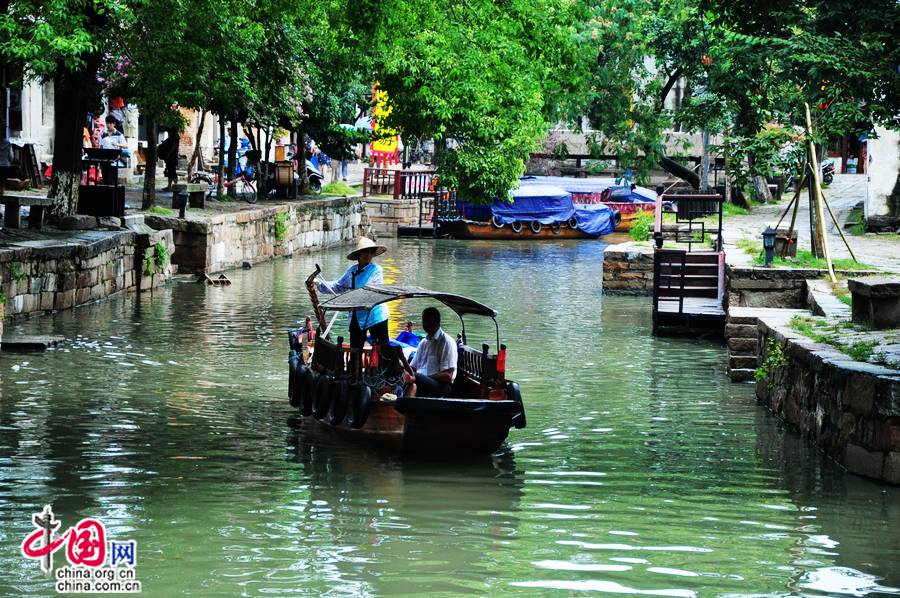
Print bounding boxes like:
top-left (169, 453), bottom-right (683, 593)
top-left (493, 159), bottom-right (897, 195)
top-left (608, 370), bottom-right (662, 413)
top-left (403, 307), bottom-right (458, 398)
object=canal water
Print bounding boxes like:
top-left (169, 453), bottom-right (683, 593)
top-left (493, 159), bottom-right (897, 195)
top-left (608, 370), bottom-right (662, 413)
top-left (1, 238), bottom-right (898, 597)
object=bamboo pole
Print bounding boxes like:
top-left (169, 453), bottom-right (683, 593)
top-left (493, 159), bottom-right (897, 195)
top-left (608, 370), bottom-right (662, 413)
top-left (820, 187), bottom-right (859, 262)
top-left (804, 103), bottom-right (837, 283)
top-left (778, 157), bottom-right (808, 257)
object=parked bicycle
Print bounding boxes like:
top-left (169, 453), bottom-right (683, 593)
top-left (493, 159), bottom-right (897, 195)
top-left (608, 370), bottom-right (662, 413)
top-left (190, 150), bottom-right (261, 203)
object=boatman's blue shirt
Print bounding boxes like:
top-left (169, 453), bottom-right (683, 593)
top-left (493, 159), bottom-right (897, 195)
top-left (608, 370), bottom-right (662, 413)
top-left (318, 263), bottom-right (389, 329)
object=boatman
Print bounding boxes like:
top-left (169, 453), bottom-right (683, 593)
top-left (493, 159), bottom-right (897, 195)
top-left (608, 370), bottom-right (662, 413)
top-left (317, 237), bottom-right (390, 349)
top-left (403, 307), bottom-right (458, 397)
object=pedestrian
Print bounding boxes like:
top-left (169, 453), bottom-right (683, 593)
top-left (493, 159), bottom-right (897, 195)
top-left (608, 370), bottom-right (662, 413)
top-left (100, 116), bottom-right (128, 183)
top-left (316, 237), bottom-right (390, 349)
top-left (157, 130), bottom-right (180, 191)
top-left (91, 109), bottom-right (104, 148)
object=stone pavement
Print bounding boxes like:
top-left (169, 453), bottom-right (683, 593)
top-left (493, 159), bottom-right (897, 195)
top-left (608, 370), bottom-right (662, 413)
top-left (720, 174), bottom-right (900, 273)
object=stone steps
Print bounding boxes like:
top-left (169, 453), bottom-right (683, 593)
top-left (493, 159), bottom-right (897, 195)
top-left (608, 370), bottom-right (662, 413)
top-left (725, 307), bottom-right (808, 382)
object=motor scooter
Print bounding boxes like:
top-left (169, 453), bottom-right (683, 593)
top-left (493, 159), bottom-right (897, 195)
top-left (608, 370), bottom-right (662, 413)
top-left (304, 159), bottom-right (324, 194)
top-left (785, 158), bottom-right (837, 189)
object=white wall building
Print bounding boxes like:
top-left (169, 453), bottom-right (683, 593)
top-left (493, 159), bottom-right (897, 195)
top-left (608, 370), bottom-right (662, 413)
top-left (865, 126), bottom-right (900, 230)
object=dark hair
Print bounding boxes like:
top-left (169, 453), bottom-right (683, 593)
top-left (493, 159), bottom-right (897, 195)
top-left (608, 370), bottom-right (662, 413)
top-left (105, 115), bottom-right (118, 126)
top-left (422, 306), bottom-right (441, 323)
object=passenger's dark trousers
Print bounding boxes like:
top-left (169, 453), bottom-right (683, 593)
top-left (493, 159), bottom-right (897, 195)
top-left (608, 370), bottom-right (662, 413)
top-left (414, 372), bottom-right (452, 397)
top-left (349, 316), bottom-right (389, 349)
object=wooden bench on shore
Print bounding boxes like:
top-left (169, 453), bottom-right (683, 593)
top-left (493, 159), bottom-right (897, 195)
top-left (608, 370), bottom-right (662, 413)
top-left (1, 194), bottom-right (53, 229)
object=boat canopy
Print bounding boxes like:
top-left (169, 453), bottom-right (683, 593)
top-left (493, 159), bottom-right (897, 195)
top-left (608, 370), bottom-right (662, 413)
top-left (319, 284), bottom-right (498, 318)
top-left (519, 175), bottom-right (655, 204)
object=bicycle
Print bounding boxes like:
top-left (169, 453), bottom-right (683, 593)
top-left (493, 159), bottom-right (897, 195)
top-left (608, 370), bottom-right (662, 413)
top-left (190, 167), bottom-right (257, 204)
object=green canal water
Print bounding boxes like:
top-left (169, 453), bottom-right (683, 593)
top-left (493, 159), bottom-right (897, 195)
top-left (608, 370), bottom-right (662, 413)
top-left (1, 238), bottom-right (899, 596)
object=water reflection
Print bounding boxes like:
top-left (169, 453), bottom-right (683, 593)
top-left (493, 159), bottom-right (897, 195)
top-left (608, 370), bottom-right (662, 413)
top-left (0, 238), bottom-right (898, 596)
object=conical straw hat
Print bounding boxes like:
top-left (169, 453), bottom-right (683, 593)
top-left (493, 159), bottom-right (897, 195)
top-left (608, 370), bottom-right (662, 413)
top-left (347, 236), bottom-right (387, 260)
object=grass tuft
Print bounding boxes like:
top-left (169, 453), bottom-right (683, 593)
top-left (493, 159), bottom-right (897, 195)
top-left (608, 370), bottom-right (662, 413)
top-left (322, 181), bottom-right (358, 196)
top-left (144, 206), bottom-right (175, 216)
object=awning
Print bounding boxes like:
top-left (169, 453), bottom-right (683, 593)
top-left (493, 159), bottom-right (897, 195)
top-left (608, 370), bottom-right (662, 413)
top-left (319, 285), bottom-right (498, 317)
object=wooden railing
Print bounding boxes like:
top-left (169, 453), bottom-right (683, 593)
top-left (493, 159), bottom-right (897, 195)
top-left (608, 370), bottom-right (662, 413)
top-left (655, 193), bottom-right (725, 252)
top-left (652, 250), bottom-right (687, 321)
top-left (362, 168), bottom-right (437, 199)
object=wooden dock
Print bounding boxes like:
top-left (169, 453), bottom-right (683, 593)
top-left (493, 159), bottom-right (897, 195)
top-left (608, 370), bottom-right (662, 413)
top-left (652, 250), bottom-right (726, 336)
top-left (1, 335), bottom-right (65, 352)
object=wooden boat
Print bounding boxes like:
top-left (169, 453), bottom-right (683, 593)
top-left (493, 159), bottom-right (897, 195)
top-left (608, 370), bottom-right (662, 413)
top-left (437, 217), bottom-right (596, 239)
top-left (604, 201), bottom-right (655, 232)
top-left (287, 272), bottom-right (526, 455)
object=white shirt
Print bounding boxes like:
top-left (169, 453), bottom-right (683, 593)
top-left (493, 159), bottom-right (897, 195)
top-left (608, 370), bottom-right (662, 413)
top-left (409, 327), bottom-right (458, 381)
top-left (100, 131), bottom-right (126, 150)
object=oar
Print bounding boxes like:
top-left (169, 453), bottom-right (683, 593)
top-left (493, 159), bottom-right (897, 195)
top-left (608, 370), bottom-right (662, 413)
top-left (305, 264), bottom-right (327, 332)
top-left (322, 311), bottom-right (340, 339)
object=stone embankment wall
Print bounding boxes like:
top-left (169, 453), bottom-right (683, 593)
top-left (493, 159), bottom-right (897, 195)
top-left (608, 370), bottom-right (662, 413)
top-left (602, 243), bottom-right (654, 294)
top-left (726, 265), bottom-right (879, 309)
top-left (364, 197), bottom-right (423, 237)
top-left (755, 317), bottom-right (900, 484)
top-left (0, 229), bottom-right (174, 319)
top-left (145, 196), bottom-right (368, 273)
top-left (725, 307), bottom-right (807, 382)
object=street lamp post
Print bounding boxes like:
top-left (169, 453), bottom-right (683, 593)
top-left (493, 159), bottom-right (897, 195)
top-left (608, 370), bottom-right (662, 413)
top-left (762, 226), bottom-right (777, 267)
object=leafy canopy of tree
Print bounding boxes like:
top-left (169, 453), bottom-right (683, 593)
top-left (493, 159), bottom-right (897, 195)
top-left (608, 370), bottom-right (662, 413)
top-left (358, 0), bottom-right (583, 202)
top-left (3, 0), bottom-right (899, 207)
top-left (576, 0), bottom-right (900, 190)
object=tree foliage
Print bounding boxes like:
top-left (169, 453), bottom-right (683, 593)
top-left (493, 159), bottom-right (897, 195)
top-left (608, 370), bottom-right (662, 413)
top-left (358, 0), bottom-right (583, 202)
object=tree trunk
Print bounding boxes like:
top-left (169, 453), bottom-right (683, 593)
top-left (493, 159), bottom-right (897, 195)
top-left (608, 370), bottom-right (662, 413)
top-left (48, 69), bottom-right (91, 219)
top-left (187, 109), bottom-right (207, 177)
top-left (227, 117), bottom-right (237, 197)
top-left (217, 117), bottom-right (225, 198)
top-left (297, 124), bottom-right (308, 193)
top-left (142, 114), bottom-right (158, 210)
top-left (752, 174), bottom-right (772, 203)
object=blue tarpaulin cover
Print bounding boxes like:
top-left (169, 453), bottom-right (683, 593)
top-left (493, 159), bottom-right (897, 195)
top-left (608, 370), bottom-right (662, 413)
top-left (490, 184), bottom-right (575, 225)
top-left (573, 203), bottom-right (617, 236)
top-left (519, 176), bottom-right (655, 204)
top-left (489, 184), bottom-right (615, 236)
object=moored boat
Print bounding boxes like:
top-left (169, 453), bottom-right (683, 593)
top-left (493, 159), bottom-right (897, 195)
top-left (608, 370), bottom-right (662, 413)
top-left (437, 183), bottom-right (621, 240)
top-left (519, 176), bottom-right (657, 233)
top-left (287, 277), bottom-right (526, 455)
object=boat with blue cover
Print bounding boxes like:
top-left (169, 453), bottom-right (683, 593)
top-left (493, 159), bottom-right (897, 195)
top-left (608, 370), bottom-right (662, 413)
top-left (435, 176), bottom-right (656, 238)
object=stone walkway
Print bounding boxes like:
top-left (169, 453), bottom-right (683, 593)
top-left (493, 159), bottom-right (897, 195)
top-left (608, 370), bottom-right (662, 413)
top-left (721, 174), bottom-right (900, 273)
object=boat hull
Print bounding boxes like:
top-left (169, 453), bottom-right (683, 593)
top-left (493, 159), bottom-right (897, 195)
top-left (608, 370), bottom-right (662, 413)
top-left (437, 202), bottom-right (654, 238)
top-left (437, 219), bottom-right (595, 239)
top-left (606, 202), bottom-right (655, 232)
top-left (303, 397), bottom-right (521, 455)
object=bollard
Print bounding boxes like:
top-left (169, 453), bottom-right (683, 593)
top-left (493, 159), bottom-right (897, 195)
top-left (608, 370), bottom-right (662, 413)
top-left (173, 189), bottom-right (188, 219)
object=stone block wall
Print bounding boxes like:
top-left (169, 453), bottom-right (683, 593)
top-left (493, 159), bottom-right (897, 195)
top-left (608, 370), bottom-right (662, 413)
top-left (602, 242), bottom-right (654, 295)
top-left (725, 307), bottom-right (807, 382)
top-left (364, 197), bottom-right (425, 237)
top-left (0, 230), bottom-right (174, 319)
top-left (755, 317), bottom-right (900, 484)
top-left (726, 265), bottom-right (880, 309)
top-left (145, 196), bottom-right (369, 273)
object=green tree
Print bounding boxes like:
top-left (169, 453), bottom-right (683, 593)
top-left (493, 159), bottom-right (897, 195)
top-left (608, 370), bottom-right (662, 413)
top-left (2, 0), bottom-right (125, 217)
top-left (357, 0), bottom-right (583, 202)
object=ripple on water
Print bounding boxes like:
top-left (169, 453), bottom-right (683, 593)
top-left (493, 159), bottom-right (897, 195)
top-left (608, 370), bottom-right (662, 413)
top-left (1, 239), bottom-right (899, 597)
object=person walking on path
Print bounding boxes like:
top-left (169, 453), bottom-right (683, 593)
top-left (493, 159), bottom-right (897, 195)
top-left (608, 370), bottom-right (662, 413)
top-left (157, 130), bottom-right (180, 191)
top-left (317, 237), bottom-right (390, 349)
